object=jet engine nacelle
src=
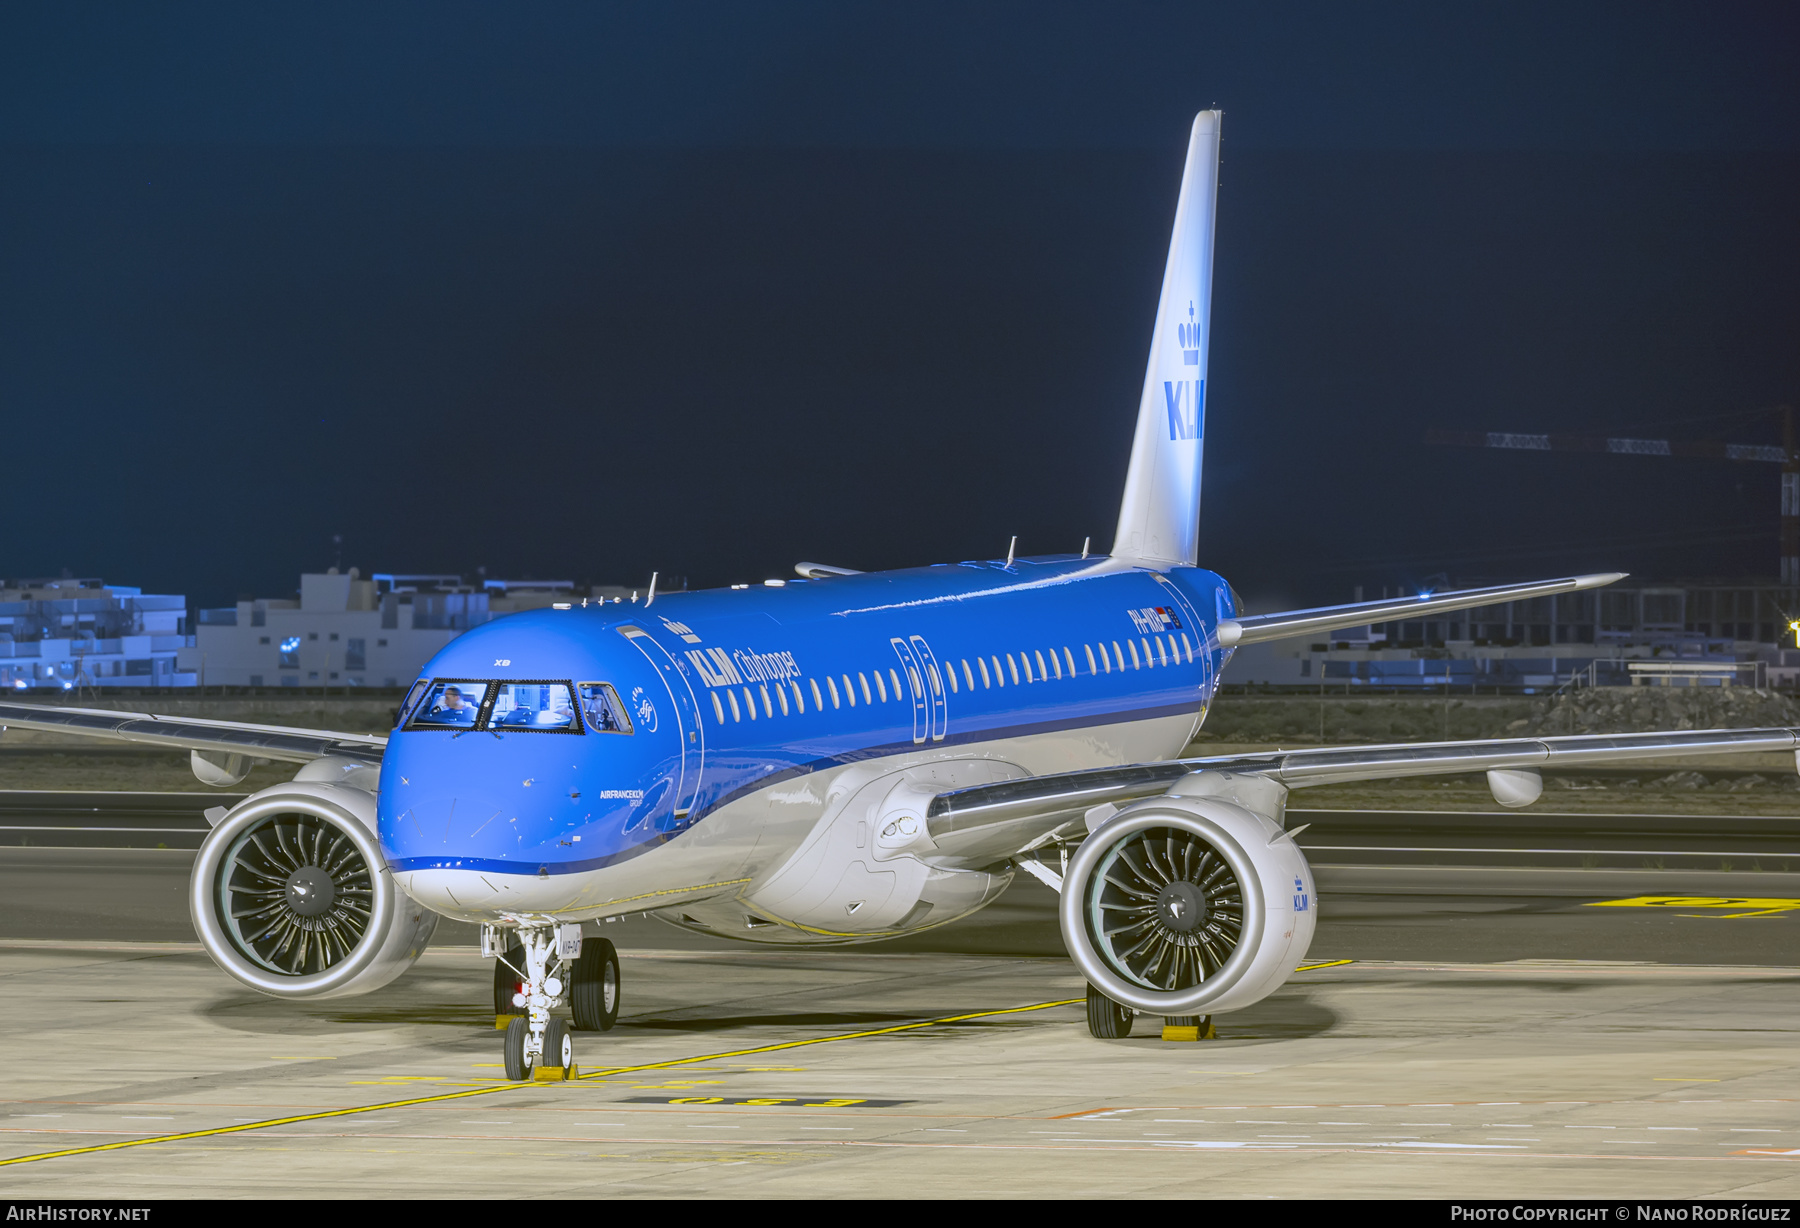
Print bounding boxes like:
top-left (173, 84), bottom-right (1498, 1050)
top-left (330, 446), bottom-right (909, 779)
top-left (1060, 773), bottom-right (1315, 1017)
top-left (189, 771), bottom-right (437, 999)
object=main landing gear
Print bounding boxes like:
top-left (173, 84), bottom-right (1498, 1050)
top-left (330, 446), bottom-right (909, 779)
top-left (1086, 983), bottom-right (1134, 1038)
top-left (1085, 984), bottom-right (1214, 1041)
top-left (486, 923), bottom-right (622, 1081)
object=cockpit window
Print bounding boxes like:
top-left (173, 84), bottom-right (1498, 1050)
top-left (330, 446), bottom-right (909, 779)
top-left (489, 682), bottom-right (579, 732)
top-left (408, 680), bottom-right (491, 729)
top-left (396, 679), bottom-right (430, 727)
top-left (578, 682), bottom-right (633, 734)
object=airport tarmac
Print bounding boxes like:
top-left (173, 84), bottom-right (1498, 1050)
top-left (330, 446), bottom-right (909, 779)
top-left (0, 801), bottom-right (1796, 1198)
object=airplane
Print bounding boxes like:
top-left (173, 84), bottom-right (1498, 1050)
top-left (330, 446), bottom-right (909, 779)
top-left (6, 110), bottom-right (1797, 1081)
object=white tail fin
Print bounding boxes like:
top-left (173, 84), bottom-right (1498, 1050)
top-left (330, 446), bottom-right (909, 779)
top-left (1111, 111), bottom-right (1221, 567)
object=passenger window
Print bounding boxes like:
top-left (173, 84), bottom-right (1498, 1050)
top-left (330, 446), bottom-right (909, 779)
top-left (946, 664), bottom-right (958, 694)
top-left (1141, 637), bottom-right (1153, 667)
top-left (927, 664), bottom-right (942, 696)
top-left (1158, 637), bottom-right (1170, 666)
top-left (728, 689), bottom-right (742, 721)
top-left (962, 659), bottom-right (975, 690)
top-left (408, 680), bottom-right (491, 729)
top-left (978, 657), bottom-right (991, 688)
top-left (773, 683), bottom-right (788, 716)
top-left (1021, 653), bottom-right (1034, 683)
top-left (1182, 633), bottom-right (1194, 663)
top-left (491, 682), bottom-right (579, 732)
top-left (743, 687), bottom-right (757, 719)
top-left (710, 692), bottom-right (726, 723)
top-left (1037, 650), bottom-right (1052, 680)
top-left (396, 679), bottom-right (430, 727)
top-left (577, 683), bottom-right (633, 733)
top-left (810, 678), bottom-right (824, 710)
top-left (791, 681), bottom-right (805, 714)
top-left (860, 672), bottom-right (873, 704)
top-left (874, 670), bottom-right (887, 703)
top-left (828, 675), bottom-right (841, 708)
top-left (845, 674), bottom-right (858, 706)
top-left (1128, 640), bottom-right (1142, 669)
top-left (889, 668), bottom-right (903, 699)
top-left (1089, 644), bottom-right (1103, 674)
top-left (1007, 654), bottom-right (1020, 685)
top-left (992, 655), bottom-right (1005, 686)
top-left (1063, 647), bottom-right (1076, 676)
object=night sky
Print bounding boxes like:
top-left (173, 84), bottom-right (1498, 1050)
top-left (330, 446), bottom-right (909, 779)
top-left (3, 4), bottom-right (1797, 611)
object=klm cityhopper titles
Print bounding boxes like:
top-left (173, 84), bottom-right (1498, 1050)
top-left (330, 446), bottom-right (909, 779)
top-left (9, 112), bottom-right (1778, 1083)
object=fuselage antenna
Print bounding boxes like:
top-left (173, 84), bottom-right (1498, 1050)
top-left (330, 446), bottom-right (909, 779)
top-left (1005, 536), bottom-right (1016, 568)
top-left (1081, 536), bottom-right (1090, 559)
top-left (646, 571), bottom-right (659, 607)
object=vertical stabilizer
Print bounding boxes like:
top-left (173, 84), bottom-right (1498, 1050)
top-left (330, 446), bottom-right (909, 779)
top-left (1111, 111), bottom-right (1221, 567)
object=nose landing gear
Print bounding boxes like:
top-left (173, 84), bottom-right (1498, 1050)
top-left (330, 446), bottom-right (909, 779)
top-left (485, 923), bottom-right (596, 1081)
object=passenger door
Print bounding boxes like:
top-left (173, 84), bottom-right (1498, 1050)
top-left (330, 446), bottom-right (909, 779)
top-left (619, 625), bottom-right (706, 820)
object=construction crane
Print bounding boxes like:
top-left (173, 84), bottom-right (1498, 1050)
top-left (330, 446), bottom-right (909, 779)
top-left (1427, 405), bottom-right (1799, 583)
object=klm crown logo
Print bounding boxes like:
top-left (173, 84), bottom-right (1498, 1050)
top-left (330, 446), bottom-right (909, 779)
top-left (1163, 300), bottom-right (1203, 441)
top-left (1176, 301), bottom-right (1202, 365)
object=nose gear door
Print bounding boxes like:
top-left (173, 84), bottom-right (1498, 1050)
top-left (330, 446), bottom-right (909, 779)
top-left (618, 625), bottom-right (705, 821)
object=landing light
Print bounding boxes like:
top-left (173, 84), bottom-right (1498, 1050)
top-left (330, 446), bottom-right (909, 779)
top-left (1790, 620), bottom-right (1799, 647)
top-left (764, 579), bottom-right (785, 587)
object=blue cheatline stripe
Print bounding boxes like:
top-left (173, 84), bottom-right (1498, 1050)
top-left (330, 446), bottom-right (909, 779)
top-left (385, 698), bottom-right (1201, 878)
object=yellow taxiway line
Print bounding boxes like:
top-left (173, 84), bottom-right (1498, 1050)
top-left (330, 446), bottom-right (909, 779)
top-left (0, 997), bottom-right (1085, 1169)
top-left (1, 958), bottom-right (1359, 1169)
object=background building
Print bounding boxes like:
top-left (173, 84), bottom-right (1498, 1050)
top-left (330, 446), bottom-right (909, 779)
top-left (0, 578), bottom-right (195, 691)
top-left (182, 570), bottom-right (621, 689)
top-left (1227, 577), bottom-right (1800, 693)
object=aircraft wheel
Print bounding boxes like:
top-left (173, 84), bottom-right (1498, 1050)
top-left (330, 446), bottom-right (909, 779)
top-left (493, 943), bottom-right (525, 1017)
top-left (570, 938), bottom-right (620, 1032)
top-left (503, 1015), bottom-right (534, 1081)
top-left (543, 1016), bottom-right (573, 1078)
top-left (1086, 983), bottom-right (1133, 1039)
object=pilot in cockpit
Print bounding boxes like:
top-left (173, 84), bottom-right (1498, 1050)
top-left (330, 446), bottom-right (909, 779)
top-left (432, 685), bottom-right (478, 725)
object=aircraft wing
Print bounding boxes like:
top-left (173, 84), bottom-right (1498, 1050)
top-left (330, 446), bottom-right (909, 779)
top-left (923, 726), bottom-right (1800, 869)
top-left (0, 701), bottom-right (387, 766)
top-left (1217, 572), bottom-right (1624, 645)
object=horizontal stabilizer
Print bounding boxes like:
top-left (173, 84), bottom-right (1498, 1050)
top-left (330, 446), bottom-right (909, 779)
top-left (1216, 572), bottom-right (1625, 647)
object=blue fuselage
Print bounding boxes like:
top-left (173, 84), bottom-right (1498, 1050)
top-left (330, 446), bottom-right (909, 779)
top-left (376, 556), bottom-right (1235, 914)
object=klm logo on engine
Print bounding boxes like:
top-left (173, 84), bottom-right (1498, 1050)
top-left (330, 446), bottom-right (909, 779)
top-left (1163, 302), bottom-right (1204, 440)
top-left (1293, 876), bottom-right (1310, 913)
